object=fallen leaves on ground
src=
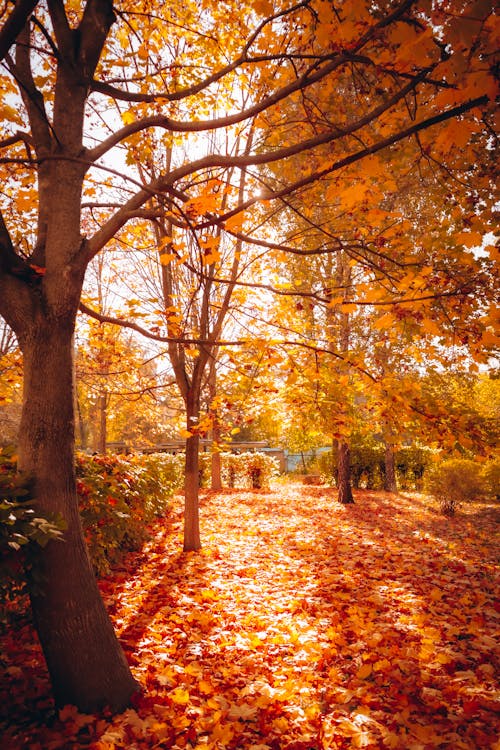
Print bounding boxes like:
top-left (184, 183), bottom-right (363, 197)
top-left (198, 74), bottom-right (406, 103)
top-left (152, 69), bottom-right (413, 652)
top-left (1, 485), bottom-right (499, 749)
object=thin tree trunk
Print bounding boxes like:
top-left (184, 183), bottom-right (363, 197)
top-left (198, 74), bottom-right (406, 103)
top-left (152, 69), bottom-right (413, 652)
top-left (332, 253), bottom-right (354, 505)
top-left (211, 442), bottom-right (222, 491)
top-left (384, 442), bottom-right (397, 492)
top-left (209, 360), bottom-right (222, 490)
top-left (97, 391), bottom-right (107, 454)
top-left (75, 388), bottom-right (88, 451)
top-left (337, 440), bottom-right (354, 504)
top-left (183, 393), bottom-right (201, 551)
top-left (18, 319), bottom-right (138, 712)
top-left (184, 432), bottom-right (201, 551)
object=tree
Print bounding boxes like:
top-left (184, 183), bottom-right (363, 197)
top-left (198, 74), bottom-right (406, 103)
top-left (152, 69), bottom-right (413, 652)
top-left (0, 0), bottom-right (496, 712)
top-left (154, 137), bottom-right (254, 550)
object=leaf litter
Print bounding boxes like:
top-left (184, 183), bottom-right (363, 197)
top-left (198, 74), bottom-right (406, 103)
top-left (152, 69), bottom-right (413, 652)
top-left (0, 485), bottom-right (499, 749)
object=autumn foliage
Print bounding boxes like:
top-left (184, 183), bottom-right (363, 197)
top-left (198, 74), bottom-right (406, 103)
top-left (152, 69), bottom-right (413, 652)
top-left (1, 484), bottom-right (498, 749)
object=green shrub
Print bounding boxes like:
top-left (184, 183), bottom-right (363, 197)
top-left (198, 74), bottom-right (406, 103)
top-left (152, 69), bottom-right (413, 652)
top-left (425, 458), bottom-right (486, 515)
top-left (350, 447), bottom-right (385, 489)
top-left (395, 447), bottom-right (432, 490)
top-left (76, 452), bottom-right (182, 575)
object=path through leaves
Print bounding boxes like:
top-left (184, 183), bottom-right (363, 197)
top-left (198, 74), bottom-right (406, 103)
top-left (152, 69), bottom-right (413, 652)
top-left (1, 485), bottom-right (499, 749)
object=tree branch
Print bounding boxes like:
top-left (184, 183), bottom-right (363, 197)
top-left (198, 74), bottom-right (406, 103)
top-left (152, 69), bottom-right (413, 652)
top-left (0, 130), bottom-right (34, 150)
top-left (0, 0), bottom-right (39, 62)
top-left (87, 0), bottom-right (417, 162)
top-left (78, 302), bottom-right (376, 381)
top-left (85, 93), bottom-right (488, 262)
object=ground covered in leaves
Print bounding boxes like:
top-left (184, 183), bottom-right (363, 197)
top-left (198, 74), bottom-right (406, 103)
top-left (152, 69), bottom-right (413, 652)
top-left (1, 485), bottom-right (499, 749)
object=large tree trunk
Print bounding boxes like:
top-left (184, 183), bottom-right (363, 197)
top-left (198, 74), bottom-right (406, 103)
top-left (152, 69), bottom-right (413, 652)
top-left (384, 442), bottom-right (397, 492)
top-left (337, 440), bottom-right (354, 504)
top-left (18, 317), bottom-right (138, 712)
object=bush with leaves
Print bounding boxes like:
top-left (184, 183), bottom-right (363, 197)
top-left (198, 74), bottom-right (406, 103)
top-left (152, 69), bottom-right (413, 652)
top-left (395, 447), bottom-right (432, 490)
top-left (481, 458), bottom-right (500, 499)
top-left (238, 451), bottom-right (279, 488)
top-left (76, 452), bottom-right (183, 575)
top-left (199, 451), bottom-right (279, 489)
top-left (0, 448), bottom-right (65, 623)
top-left (425, 458), bottom-right (486, 515)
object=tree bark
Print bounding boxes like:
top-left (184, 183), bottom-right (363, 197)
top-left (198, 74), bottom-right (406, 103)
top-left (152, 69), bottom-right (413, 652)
top-left (209, 360), bottom-right (222, 490)
top-left (335, 253), bottom-right (354, 505)
top-left (0, 0), bottom-right (138, 713)
top-left (183, 393), bottom-right (201, 551)
top-left (184, 432), bottom-right (201, 551)
top-left (384, 442), bottom-right (397, 492)
top-left (337, 440), bottom-right (354, 504)
top-left (96, 392), bottom-right (107, 454)
top-left (18, 317), bottom-right (138, 712)
top-left (211, 444), bottom-right (223, 491)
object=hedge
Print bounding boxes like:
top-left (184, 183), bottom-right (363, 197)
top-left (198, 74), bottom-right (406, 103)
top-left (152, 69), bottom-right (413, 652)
top-left (199, 451), bottom-right (280, 489)
top-left (76, 452), bottom-right (184, 575)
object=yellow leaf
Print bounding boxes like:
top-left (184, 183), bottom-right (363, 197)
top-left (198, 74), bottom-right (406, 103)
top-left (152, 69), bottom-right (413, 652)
top-left (356, 662), bottom-right (373, 679)
top-left (481, 330), bottom-right (499, 348)
top-left (373, 658), bottom-right (391, 672)
top-left (0, 103), bottom-right (22, 123)
top-left (224, 213), bottom-right (245, 232)
top-left (198, 679), bottom-right (213, 694)
top-left (121, 110), bottom-right (135, 125)
top-left (201, 588), bottom-right (218, 600)
top-left (202, 250), bottom-right (221, 265)
top-left (169, 687), bottom-right (190, 705)
top-left (422, 318), bottom-right (441, 336)
top-left (373, 312), bottom-right (394, 330)
top-left (456, 231), bottom-right (483, 248)
top-left (160, 253), bottom-right (176, 265)
top-left (272, 717), bottom-right (289, 733)
top-left (341, 303), bottom-right (358, 313)
top-left (339, 183), bottom-right (370, 209)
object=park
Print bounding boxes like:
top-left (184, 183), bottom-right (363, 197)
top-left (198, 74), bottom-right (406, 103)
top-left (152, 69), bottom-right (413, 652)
top-left (0, 0), bottom-right (498, 747)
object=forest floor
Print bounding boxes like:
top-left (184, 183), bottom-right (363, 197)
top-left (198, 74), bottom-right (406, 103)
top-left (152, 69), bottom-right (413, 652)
top-left (0, 484), bottom-right (499, 750)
